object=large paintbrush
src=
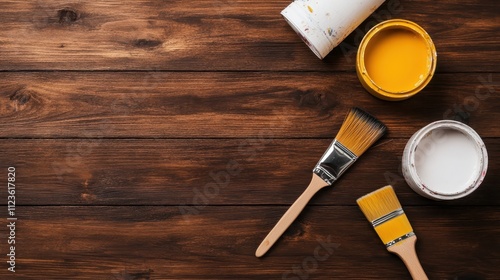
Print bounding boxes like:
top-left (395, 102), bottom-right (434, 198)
top-left (256, 107), bottom-right (386, 257)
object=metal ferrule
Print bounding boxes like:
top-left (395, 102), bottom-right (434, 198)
top-left (371, 209), bottom-right (404, 227)
top-left (312, 140), bottom-right (357, 185)
top-left (385, 232), bottom-right (415, 247)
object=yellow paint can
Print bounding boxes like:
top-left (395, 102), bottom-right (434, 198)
top-left (356, 19), bottom-right (437, 101)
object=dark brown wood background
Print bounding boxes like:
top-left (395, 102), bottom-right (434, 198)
top-left (0, 0), bottom-right (499, 279)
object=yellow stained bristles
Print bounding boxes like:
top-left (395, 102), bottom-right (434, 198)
top-left (335, 107), bottom-right (387, 157)
top-left (357, 186), bottom-right (414, 246)
top-left (356, 185), bottom-right (402, 222)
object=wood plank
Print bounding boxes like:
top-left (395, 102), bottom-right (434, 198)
top-left (1, 138), bottom-right (498, 206)
top-left (0, 0), bottom-right (498, 71)
top-left (0, 206), bottom-right (497, 279)
top-left (0, 72), bottom-right (498, 138)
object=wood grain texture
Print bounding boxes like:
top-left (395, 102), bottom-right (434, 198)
top-left (0, 206), bottom-right (497, 279)
top-left (0, 0), bottom-right (498, 279)
top-left (1, 138), bottom-right (498, 206)
top-left (0, 72), bottom-right (498, 138)
top-left (0, 0), bottom-right (498, 71)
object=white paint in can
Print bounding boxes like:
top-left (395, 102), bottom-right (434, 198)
top-left (402, 120), bottom-right (488, 200)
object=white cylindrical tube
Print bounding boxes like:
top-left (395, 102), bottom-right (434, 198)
top-left (281, 0), bottom-right (386, 59)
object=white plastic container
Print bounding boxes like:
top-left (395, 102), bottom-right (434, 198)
top-left (402, 120), bottom-right (488, 200)
top-left (281, 0), bottom-right (386, 59)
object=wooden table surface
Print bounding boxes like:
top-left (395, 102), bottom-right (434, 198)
top-left (1, 0), bottom-right (499, 279)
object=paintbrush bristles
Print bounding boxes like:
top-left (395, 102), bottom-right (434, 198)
top-left (335, 108), bottom-right (387, 157)
top-left (357, 186), bottom-right (427, 279)
top-left (356, 185), bottom-right (402, 222)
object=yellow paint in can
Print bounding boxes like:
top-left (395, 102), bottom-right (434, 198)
top-left (357, 19), bottom-right (437, 101)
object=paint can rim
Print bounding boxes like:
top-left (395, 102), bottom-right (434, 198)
top-left (356, 19), bottom-right (437, 101)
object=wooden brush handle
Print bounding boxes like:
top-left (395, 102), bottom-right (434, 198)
top-left (255, 174), bottom-right (328, 257)
top-left (387, 235), bottom-right (428, 280)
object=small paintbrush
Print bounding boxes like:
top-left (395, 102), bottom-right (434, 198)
top-left (357, 186), bottom-right (428, 280)
top-left (255, 107), bottom-right (387, 257)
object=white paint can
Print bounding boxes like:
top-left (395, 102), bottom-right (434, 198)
top-left (402, 120), bottom-right (488, 200)
top-left (281, 0), bottom-right (386, 59)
